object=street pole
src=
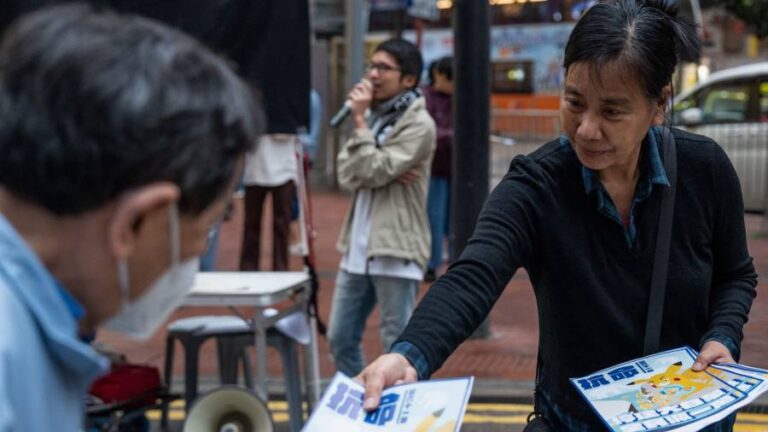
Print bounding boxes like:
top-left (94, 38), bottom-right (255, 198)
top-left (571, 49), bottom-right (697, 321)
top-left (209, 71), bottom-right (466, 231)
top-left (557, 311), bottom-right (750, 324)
top-left (452, 0), bottom-right (492, 337)
top-left (334, 0), bottom-right (368, 186)
top-left (345, 0), bottom-right (368, 90)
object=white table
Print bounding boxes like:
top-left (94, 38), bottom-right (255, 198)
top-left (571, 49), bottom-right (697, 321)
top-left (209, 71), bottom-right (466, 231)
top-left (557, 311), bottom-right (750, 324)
top-left (183, 271), bottom-right (321, 410)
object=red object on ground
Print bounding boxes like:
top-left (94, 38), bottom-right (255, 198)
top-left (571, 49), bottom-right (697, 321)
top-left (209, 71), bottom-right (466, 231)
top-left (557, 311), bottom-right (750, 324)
top-left (89, 364), bottom-right (161, 408)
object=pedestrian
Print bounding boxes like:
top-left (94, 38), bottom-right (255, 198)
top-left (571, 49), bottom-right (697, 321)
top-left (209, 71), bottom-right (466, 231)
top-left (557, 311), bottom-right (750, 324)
top-left (240, 133), bottom-right (297, 271)
top-left (0, 4), bottom-right (262, 430)
top-left (423, 56), bottom-right (454, 282)
top-left (327, 38), bottom-right (436, 376)
top-left (356, 1), bottom-right (757, 430)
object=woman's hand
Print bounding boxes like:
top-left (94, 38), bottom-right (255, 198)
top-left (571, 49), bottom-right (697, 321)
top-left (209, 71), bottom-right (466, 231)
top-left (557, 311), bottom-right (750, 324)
top-left (692, 340), bottom-right (735, 371)
top-left (355, 353), bottom-right (418, 411)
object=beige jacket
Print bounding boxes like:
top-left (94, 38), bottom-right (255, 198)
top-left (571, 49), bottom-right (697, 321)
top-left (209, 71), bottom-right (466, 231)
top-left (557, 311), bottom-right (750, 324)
top-left (336, 96), bottom-right (436, 270)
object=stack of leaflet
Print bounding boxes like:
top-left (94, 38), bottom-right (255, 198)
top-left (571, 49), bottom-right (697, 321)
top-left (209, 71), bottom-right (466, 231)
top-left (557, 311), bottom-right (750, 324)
top-left (571, 346), bottom-right (768, 431)
top-left (303, 373), bottom-right (474, 432)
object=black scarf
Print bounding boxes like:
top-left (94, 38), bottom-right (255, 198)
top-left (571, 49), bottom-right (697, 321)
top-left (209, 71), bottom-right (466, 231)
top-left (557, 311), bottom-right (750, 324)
top-left (368, 89), bottom-right (421, 146)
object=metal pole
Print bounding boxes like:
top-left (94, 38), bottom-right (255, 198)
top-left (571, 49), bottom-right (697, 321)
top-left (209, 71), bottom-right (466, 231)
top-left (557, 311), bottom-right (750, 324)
top-left (452, 0), bottom-right (492, 338)
top-left (345, 0), bottom-right (369, 90)
top-left (337, 0), bottom-right (369, 181)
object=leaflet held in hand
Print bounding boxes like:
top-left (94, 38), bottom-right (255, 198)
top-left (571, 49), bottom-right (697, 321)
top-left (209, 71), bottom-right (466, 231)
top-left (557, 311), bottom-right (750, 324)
top-left (303, 372), bottom-right (474, 431)
top-left (571, 346), bottom-right (768, 431)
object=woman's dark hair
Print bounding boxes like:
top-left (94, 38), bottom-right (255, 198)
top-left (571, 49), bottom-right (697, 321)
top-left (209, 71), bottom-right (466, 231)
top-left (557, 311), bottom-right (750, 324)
top-left (0, 4), bottom-right (263, 216)
top-left (428, 60), bottom-right (439, 86)
top-left (429, 56), bottom-right (453, 87)
top-left (375, 38), bottom-right (424, 88)
top-left (563, 0), bottom-right (701, 101)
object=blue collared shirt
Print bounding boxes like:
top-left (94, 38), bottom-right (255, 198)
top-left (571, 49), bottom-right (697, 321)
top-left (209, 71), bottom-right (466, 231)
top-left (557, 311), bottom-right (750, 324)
top-left (572, 126), bottom-right (670, 248)
top-left (0, 212), bottom-right (109, 431)
top-left (56, 280), bottom-right (86, 321)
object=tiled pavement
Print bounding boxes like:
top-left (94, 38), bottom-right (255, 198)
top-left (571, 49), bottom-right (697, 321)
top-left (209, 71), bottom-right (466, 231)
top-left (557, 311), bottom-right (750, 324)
top-left (97, 186), bottom-right (768, 400)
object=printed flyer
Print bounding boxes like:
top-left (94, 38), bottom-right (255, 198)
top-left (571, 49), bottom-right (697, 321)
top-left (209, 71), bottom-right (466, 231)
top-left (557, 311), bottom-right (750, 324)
top-left (302, 373), bottom-right (474, 432)
top-left (571, 346), bottom-right (768, 431)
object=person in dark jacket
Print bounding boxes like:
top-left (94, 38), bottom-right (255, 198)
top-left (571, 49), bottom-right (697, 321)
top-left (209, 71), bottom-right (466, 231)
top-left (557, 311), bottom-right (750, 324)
top-left (355, 0), bottom-right (757, 431)
top-left (423, 56), bottom-right (454, 282)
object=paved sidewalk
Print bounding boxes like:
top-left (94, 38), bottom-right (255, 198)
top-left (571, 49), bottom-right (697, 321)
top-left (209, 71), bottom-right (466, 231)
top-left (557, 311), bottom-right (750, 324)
top-left (97, 187), bottom-right (768, 402)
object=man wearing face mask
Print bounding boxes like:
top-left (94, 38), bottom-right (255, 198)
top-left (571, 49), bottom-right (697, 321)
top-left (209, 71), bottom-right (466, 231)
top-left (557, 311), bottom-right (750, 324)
top-left (0, 5), bottom-right (262, 431)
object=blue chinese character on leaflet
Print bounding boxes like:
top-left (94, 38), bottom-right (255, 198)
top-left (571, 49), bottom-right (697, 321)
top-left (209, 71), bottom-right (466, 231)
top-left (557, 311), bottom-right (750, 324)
top-left (365, 393), bottom-right (400, 426)
top-left (637, 360), bottom-right (654, 373)
top-left (608, 365), bottom-right (640, 381)
top-left (326, 383), bottom-right (364, 420)
top-left (577, 374), bottom-right (610, 390)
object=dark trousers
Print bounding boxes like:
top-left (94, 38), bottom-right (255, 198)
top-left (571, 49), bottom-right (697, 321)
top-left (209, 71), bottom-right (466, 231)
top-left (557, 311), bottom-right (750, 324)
top-left (240, 181), bottom-right (294, 271)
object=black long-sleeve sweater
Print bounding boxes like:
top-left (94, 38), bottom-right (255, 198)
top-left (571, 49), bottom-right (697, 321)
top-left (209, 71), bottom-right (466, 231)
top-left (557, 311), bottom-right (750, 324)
top-left (395, 128), bottom-right (757, 426)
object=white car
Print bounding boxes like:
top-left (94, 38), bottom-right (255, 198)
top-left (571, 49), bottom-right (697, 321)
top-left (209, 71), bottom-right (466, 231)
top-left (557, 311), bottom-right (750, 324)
top-left (673, 62), bottom-right (768, 212)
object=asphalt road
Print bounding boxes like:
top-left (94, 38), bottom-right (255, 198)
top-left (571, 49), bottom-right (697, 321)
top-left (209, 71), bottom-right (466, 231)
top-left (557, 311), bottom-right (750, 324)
top-left (147, 399), bottom-right (768, 431)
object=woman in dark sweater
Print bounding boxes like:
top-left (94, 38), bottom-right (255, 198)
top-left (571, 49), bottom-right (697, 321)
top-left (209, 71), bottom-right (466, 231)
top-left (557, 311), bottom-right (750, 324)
top-left (356, 0), bottom-right (757, 430)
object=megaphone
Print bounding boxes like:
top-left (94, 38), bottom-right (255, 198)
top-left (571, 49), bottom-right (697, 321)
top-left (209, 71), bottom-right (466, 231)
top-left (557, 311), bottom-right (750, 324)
top-left (184, 386), bottom-right (274, 432)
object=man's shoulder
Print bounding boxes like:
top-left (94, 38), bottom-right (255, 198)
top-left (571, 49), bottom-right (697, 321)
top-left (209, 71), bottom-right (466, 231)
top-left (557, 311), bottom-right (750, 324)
top-left (0, 279), bottom-right (39, 352)
top-left (0, 277), bottom-right (34, 325)
top-left (402, 97), bottom-right (435, 128)
top-left (0, 256), bottom-right (65, 345)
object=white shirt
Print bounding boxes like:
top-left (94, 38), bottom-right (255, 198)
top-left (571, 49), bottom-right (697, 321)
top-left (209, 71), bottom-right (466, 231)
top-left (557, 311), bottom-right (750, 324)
top-left (242, 134), bottom-right (298, 186)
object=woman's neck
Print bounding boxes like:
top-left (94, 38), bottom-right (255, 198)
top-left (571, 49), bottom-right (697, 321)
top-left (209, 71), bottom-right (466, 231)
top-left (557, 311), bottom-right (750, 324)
top-left (598, 156), bottom-right (642, 220)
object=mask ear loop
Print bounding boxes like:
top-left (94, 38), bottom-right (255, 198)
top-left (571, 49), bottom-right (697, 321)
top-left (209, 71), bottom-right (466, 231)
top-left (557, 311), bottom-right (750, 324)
top-left (116, 203), bottom-right (181, 307)
top-left (169, 203), bottom-right (181, 265)
top-left (117, 259), bottom-right (131, 305)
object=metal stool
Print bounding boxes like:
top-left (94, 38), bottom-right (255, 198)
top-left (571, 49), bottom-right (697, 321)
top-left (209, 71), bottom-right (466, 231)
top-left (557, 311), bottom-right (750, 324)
top-left (160, 311), bottom-right (310, 432)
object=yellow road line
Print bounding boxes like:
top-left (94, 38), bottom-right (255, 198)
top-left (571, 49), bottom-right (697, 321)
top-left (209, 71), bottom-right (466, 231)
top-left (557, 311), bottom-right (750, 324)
top-left (145, 402), bottom-right (768, 428)
top-left (146, 409), bottom-right (290, 423)
top-left (736, 412), bottom-right (768, 423)
top-left (146, 410), bottom-right (183, 421)
top-left (161, 400), bottom-right (303, 411)
top-left (734, 424), bottom-right (768, 432)
top-left (462, 413), bottom-right (529, 424)
top-left (466, 403), bottom-right (533, 412)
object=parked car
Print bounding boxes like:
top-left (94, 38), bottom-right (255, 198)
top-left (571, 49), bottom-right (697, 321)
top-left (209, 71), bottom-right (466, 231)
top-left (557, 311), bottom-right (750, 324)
top-left (673, 62), bottom-right (768, 212)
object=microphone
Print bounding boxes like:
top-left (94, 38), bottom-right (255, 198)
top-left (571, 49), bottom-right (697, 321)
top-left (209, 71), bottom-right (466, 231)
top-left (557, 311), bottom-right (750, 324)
top-left (329, 101), bottom-right (352, 128)
top-left (330, 79), bottom-right (371, 128)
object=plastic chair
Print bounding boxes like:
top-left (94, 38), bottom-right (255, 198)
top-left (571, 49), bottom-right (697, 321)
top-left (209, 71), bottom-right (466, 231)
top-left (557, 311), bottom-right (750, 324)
top-left (160, 310), bottom-right (310, 432)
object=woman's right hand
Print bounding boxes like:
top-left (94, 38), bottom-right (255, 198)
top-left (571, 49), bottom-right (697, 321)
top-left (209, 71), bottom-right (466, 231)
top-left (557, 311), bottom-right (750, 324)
top-left (356, 353), bottom-right (418, 411)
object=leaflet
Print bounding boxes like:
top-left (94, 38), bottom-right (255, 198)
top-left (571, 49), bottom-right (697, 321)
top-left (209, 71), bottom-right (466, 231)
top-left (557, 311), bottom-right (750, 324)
top-left (571, 346), bottom-right (768, 431)
top-left (302, 372), bottom-right (474, 432)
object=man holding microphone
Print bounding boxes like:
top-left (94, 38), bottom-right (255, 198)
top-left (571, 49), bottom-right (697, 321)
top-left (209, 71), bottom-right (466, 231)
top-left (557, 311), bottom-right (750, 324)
top-left (327, 38), bottom-right (436, 376)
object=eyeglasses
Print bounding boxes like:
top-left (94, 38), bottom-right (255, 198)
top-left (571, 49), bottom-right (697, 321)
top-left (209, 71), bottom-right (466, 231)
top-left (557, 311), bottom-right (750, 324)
top-left (366, 62), bottom-right (401, 73)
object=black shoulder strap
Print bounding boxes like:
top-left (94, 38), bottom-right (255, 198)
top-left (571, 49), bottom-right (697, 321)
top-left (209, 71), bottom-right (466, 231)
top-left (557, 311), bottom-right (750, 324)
top-left (643, 127), bottom-right (677, 355)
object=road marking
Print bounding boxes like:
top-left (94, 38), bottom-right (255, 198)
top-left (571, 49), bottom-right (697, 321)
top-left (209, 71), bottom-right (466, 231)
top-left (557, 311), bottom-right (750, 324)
top-left (734, 424), bottom-right (768, 432)
top-left (466, 403), bottom-right (532, 412)
top-left (462, 413), bottom-right (529, 424)
top-left (737, 412), bottom-right (768, 422)
top-left (145, 401), bottom-right (768, 428)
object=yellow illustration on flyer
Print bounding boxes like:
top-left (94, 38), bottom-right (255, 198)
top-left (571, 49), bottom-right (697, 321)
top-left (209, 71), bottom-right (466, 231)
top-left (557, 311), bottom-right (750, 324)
top-left (302, 373), bottom-right (474, 431)
top-left (571, 346), bottom-right (768, 431)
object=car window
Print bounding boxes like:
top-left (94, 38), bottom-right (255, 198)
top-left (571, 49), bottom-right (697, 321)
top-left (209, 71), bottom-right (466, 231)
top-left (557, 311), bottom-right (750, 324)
top-left (673, 95), bottom-right (697, 112)
top-left (760, 81), bottom-right (768, 122)
top-left (700, 82), bottom-right (750, 123)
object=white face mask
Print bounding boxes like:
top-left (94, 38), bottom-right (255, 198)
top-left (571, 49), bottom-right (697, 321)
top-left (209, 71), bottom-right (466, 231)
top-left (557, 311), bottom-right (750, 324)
top-left (103, 204), bottom-right (199, 339)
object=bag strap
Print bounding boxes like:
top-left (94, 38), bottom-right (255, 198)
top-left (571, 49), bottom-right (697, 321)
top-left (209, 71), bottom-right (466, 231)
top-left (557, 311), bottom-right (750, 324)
top-left (643, 127), bottom-right (677, 355)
